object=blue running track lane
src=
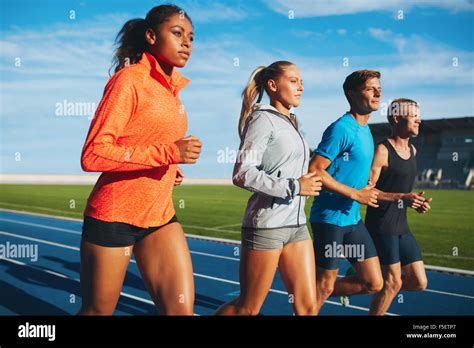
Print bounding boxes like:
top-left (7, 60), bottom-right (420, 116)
top-left (1, 209), bottom-right (473, 316)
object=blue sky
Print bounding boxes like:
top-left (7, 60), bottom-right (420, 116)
top-left (1, 0), bottom-right (473, 177)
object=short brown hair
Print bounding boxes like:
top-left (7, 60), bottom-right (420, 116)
top-left (343, 70), bottom-right (381, 105)
top-left (387, 98), bottom-right (419, 125)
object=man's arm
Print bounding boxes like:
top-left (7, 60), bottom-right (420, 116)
top-left (370, 143), bottom-right (426, 209)
top-left (370, 144), bottom-right (404, 202)
top-left (308, 154), bottom-right (379, 208)
top-left (411, 144), bottom-right (433, 213)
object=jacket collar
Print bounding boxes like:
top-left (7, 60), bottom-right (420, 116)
top-left (139, 51), bottom-right (190, 95)
top-left (254, 103), bottom-right (297, 127)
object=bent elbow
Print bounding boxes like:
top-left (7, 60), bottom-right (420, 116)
top-left (81, 161), bottom-right (94, 172)
top-left (232, 174), bottom-right (243, 188)
top-left (81, 152), bottom-right (97, 172)
top-left (233, 170), bottom-right (251, 189)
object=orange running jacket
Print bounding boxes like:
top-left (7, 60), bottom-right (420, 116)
top-left (81, 51), bottom-right (189, 228)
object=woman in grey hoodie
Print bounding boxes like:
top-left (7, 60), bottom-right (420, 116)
top-left (216, 61), bottom-right (322, 315)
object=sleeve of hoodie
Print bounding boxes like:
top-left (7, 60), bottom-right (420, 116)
top-left (232, 113), bottom-right (300, 199)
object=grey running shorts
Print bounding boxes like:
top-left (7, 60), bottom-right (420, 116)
top-left (241, 225), bottom-right (311, 250)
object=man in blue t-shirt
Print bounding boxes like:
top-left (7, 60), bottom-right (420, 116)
top-left (309, 70), bottom-right (383, 313)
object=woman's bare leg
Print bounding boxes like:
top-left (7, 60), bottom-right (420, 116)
top-left (133, 222), bottom-right (195, 315)
top-left (278, 240), bottom-right (318, 315)
top-left (78, 239), bottom-right (133, 315)
top-left (215, 247), bottom-right (282, 315)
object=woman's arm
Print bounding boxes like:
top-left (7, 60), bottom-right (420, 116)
top-left (232, 113), bottom-right (300, 199)
top-left (81, 73), bottom-right (182, 172)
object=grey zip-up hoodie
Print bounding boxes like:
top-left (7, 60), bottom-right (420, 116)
top-left (233, 104), bottom-right (310, 229)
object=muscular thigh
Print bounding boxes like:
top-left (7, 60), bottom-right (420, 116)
top-left (238, 246), bottom-right (282, 309)
top-left (278, 240), bottom-right (316, 304)
top-left (80, 239), bottom-right (133, 310)
top-left (133, 223), bottom-right (194, 308)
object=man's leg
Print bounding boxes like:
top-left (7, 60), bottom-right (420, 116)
top-left (315, 267), bottom-right (339, 312)
top-left (400, 232), bottom-right (427, 291)
top-left (369, 263), bottom-right (403, 315)
top-left (367, 233), bottom-right (403, 315)
top-left (402, 261), bottom-right (427, 291)
top-left (331, 221), bottom-right (383, 297)
top-left (311, 222), bottom-right (344, 312)
top-left (331, 257), bottom-right (383, 296)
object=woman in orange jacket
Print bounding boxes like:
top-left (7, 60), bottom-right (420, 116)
top-left (78, 4), bottom-right (201, 315)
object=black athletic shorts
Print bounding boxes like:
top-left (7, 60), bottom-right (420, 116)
top-left (369, 230), bottom-right (423, 266)
top-left (311, 220), bottom-right (378, 270)
top-left (82, 215), bottom-right (179, 248)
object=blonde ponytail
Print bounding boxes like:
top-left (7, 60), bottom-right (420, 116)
top-left (238, 66), bottom-right (266, 138)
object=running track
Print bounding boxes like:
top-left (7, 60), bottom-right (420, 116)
top-left (1, 209), bottom-right (473, 316)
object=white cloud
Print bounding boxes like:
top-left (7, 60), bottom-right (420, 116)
top-left (0, 14), bottom-right (127, 79)
top-left (1, 8), bottom-right (472, 176)
top-left (337, 28), bottom-right (347, 36)
top-left (366, 27), bottom-right (474, 87)
top-left (179, 0), bottom-right (258, 22)
top-left (181, 30), bottom-right (473, 178)
top-left (264, 0), bottom-right (474, 17)
top-left (290, 28), bottom-right (348, 40)
top-left (368, 28), bottom-right (407, 52)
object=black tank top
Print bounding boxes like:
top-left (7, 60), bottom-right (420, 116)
top-left (365, 139), bottom-right (417, 235)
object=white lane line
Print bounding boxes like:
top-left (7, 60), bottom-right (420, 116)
top-left (1, 230), bottom-right (80, 251)
top-left (4, 257), bottom-right (71, 279)
top-left (2, 223), bottom-right (473, 300)
top-left (5, 216), bottom-right (474, 273)
top-left (0, 219), bottom-right (240, 262)
top-left (182, 224), bottom-right (241, 234)
top-left (424, 253), bottom-right (474, 261)
top-left (0, 207), bottom-right (84, 222)
top-left (0, 202), bottom-right (82, 216)
top-left (0, 205), bottom-right (240, 235)
top-left (212, 223), bottom-right (242, 229)
top-left (425, 265), bottom-right (474, 277)
top-left (0, 218), bottom-right (81, 235)
top-left (193, 273), bottom-right (397, 315)
top-left (335, 274), bottom-right (474, 300)
top-left (423, 288), bottom-right (474, 300)
top-left (0, 208), bottom-right (242, 245)
top-left (5, 207), bottom-right (474, 265)
top-left (186, 233), bottom-right (241, 245)
top-left (2, 209), bottom-right (473, 293)
top-left (0, 230), bottom-right (397, 314)
top-left (0, 257), bottom-right (200, 316)
top-left (190, 251), bottom-right (239, 261)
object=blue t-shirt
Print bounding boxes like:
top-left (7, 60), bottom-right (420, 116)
top-left (309, 113), bottom-right (374, 226)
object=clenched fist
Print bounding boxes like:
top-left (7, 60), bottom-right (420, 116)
top-left (298, 172), bottom-right (323, 197)
top-left (175, 135), bottom-right (202, 164)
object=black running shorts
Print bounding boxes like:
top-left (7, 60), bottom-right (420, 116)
top-left (82, 215), bottom-right (179, 247)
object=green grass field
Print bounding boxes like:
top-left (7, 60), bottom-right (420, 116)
top-left (0, 184), bottom-right (473, 271)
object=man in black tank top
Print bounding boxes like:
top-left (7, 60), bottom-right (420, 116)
top-left (365, 99), bottom-right (433, 315)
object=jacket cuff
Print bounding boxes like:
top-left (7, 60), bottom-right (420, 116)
top-left (169, 142), bottom-right (181, 164)
top-left (291, 178), bottom-right (301, 198)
